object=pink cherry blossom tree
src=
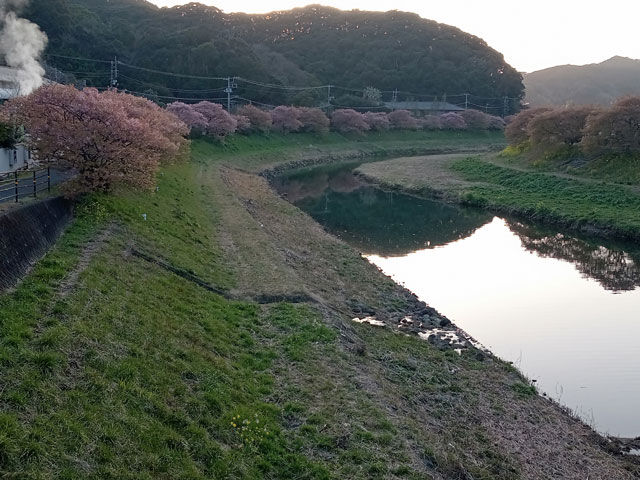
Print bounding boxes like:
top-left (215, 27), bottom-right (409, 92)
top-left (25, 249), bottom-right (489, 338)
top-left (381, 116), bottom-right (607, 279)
top-left (420, 115), bottom-right (442, 130)
top-left (166, 102), bottom-right (207, 132)
top-left (233, 114), bottom-right (251, 134)
top-left (270, 106), bottom-right (302, 133)
top-left (191, 101), bottom-right (237, 138)
top-left (486, 115), bottom-right (506, 131)
top-left (331, 109), bottom-right (369, 134)
top-left (439, 112), bottom-right (468, 130)
top-left (504, 107), bottom-right (553, 145)
top-left (236, 104), bottom-right (272, 133)
top-left (363, 112), bottom-right (390, 131)
top-left (1, 85), bottom-right (189, 194)
top-left (459, 109), bottom-right (490, 130)
top-left (388, 109), bottom-right (419, 130)
top-left (297, 107), bottom-right (330, 134)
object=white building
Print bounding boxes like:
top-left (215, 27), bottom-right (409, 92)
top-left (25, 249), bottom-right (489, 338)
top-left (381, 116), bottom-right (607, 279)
top-left (0, 66), bottom-right (38, 172)
top-left (0, 66), bottom-right (21, 101)
top-left (0, 145), bottom-right (31, 172)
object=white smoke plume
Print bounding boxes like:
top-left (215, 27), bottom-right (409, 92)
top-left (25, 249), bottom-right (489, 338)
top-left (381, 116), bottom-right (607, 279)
top-left (0, 0), bottom-right (48, 95)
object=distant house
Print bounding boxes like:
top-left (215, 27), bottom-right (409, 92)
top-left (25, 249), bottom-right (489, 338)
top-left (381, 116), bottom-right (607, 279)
top-left (0, 65), bottom-right (55, 102)
top-left (384, 101), bottom-right (464, 115)
top-left (0, 66), bottom-right (21, 102)
top-left (0, 66), bottom-right (41, 172)
top-left (0, 145), bottom-right (32, 173)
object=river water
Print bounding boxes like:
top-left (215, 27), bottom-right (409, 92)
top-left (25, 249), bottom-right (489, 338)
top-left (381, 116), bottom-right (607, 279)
top-left (272, 161), bottom-right (640, 438)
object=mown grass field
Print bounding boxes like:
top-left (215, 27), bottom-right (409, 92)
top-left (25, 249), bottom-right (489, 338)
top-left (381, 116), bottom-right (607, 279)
top-left (0, 132), bottom-right (636, 479)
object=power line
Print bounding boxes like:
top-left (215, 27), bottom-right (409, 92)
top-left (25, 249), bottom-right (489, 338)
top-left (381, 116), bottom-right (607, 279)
top-left (327, 103), bottom-right (388, 110)
top-left (235, 96), bottom-right (279, 108)
top-left (119, 74), bottom-right (227, 93)
top-left (96, 87), bottom-right (228, 102)
top-left (45, 53), bottom-right (521, 105)
top-left (235, 77), bottom-right (326, 91)
top-left (44, 53), bottom-right (112, 64)
top-left (57, 70), bottom-right (110, 76)
top-left (117, 61), bottom-right (228, 81)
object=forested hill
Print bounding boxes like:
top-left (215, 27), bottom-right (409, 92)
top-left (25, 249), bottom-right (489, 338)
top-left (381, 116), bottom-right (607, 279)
top-left (25, 0), bottom-right (524, 111)
top-left (524, 56), bottom-right (640, 106)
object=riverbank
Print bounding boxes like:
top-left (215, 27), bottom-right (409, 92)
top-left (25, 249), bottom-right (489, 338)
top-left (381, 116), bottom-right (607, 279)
top-left (356, 153), bottom-right (640, 242)
top-left (0, 132), bottom-right (637, 479)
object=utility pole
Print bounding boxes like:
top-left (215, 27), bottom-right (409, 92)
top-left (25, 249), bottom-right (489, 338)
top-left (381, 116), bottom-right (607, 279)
top-left (110, 56), bottom-right (118, 89)
top-left (327, 84), bottom-right (332, 107)
top-left (392, 88), bottom-right (398, 103)
top-left (503, 96), bottom-right (509, 118)
top-left (225, 77), bottom-right (236, 112)
top-left (464, 93), bottom-right (469, 110)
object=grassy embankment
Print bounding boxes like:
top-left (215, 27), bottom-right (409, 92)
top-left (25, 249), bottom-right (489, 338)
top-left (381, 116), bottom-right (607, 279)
top-left (357, 151), bottom-right (640, 240)
top-left (1, 131), bottom-right (637, 479)
top-left (500, 143), bottom-right (640, 185)
top-left (202, 129), bottom-right (506, 172)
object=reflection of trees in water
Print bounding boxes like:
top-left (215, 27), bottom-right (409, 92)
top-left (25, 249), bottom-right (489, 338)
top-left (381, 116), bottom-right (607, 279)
top-left (507, 220), bottom-right (640, 292)
top-left (275, 162), bottom-right (493, 256)
top-left (296, 186), bottom-right (492, 257)
top-left (271, 163), bottom-right (364, 203)
top-left (271, 172), bottom-right (330, 203)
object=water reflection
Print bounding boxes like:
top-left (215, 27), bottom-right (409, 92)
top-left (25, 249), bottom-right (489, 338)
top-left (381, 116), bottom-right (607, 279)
top-left (367, 218), bottom-right (640, 437)
top-left (274, 163), bottom-right (640, 292)
top-left (274, 163), bottom-right (493, 256)
top-left (506, 221), bottom-right (640, 292)
top-left (271, 163), bottom-right (364, 203)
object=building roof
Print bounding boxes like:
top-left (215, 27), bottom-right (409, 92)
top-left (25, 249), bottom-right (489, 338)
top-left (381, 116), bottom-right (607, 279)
top-left (0, 66), bottom-right (54, 100)
top-left (384, 101), bottom-right (464, 112)
top-left (0, 66), bottom-right (20, 100)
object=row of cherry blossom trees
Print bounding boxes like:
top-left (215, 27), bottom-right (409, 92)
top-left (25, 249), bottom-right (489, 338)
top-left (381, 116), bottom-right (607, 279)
top-left (0, 85), bottom-right (189, 194)
top-left (0, 84), bottom-right (506, 195)
top-left (167, 101), bottom-right (505, 138)
top-left (505, 97), bottom-right (640, 156)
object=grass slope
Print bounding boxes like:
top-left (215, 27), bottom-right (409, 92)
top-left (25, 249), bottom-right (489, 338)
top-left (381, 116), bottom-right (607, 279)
top-left (0, 161), bottom-right (508, 479)
top-left (0, 133), bottom-right (637, 479)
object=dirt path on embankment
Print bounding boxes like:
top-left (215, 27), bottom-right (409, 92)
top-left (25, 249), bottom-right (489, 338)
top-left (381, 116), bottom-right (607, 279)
top-left (201, 158), bottom-right (640, 479)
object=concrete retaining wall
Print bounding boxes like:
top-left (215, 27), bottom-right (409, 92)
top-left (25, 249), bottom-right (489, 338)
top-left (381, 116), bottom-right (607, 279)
top-left (0, 196), bottom-right (73, 291)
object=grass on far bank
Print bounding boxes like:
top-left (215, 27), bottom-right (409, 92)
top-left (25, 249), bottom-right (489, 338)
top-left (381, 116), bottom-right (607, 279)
top-left (358, 151), bottom-right (640, 240)
top-left (451, 156), bottom-right (640, 237)
top-left (193, 129), bottom-right (506, 171)
top-left (500, 143), bottom-right (640, 186)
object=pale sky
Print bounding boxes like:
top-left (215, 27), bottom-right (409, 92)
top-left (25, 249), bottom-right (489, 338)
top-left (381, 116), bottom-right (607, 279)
top-left (145, 0), bottom-right (640, 73)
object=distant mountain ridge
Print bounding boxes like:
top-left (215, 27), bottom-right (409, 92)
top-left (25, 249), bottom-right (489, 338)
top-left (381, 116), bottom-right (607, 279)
top-left (23, 0), bottom-right (523, 111)
top-left (524, 56), bottom-right (640, 106)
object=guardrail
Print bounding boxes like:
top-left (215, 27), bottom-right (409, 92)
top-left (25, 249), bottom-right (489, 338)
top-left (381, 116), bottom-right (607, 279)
top-left (0, 167), bottom-right (51, 203)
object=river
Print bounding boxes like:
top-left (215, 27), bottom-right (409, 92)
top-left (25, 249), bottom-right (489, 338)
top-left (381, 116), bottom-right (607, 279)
top-left (272, 160), bottom-right (640, 438)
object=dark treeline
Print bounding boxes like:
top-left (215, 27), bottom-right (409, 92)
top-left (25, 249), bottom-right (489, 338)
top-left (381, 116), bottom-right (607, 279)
top-left (26, 0), bottom-right (524, 113)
